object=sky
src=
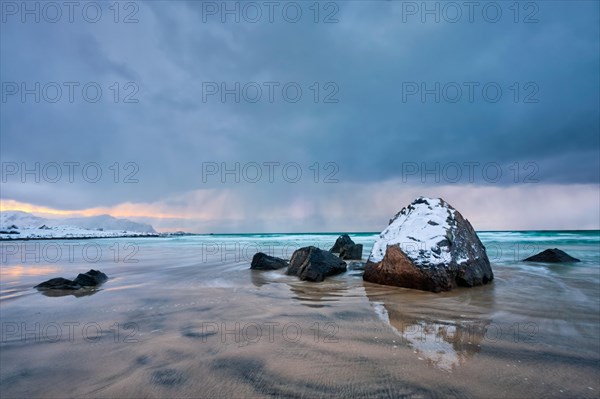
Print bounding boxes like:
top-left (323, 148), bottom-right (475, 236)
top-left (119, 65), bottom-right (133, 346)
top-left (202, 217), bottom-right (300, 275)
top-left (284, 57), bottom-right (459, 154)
top-left (1, 0), bottom-right (599, 232)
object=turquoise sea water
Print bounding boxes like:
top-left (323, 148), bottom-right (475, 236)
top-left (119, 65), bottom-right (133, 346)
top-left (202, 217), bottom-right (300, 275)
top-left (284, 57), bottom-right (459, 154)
top-left (0, 230), bottom-right (599, 398)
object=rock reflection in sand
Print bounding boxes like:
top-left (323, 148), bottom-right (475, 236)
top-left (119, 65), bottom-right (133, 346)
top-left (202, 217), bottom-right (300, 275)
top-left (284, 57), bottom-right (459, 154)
top-left (365, 286), bottom-right (490, 372)
top-left (250, 267), bottom-right (358, 307)
top-left (35, 287), bottom-right (103, 298)
top-left (288, 280), bottom-right (354, 308)
top-left (249, 269), bottom-right (276, 288)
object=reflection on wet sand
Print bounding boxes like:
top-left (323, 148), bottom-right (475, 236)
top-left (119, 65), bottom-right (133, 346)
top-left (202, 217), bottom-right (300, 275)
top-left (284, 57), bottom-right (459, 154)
top-left (288, 281), bottom-right (353, 307)
top-left (35, 287), bottom-right (103, 298)
top-left (250, 266), bottom-right (358, 307)
top-left (249, 269), bottom-right (271, 288)
top-left (364, 284), bottom-right (492, 371)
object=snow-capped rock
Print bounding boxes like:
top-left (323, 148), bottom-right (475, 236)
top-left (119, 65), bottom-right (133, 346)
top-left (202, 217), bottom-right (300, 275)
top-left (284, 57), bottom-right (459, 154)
top-left (364, 197), bottom-right (493, 292)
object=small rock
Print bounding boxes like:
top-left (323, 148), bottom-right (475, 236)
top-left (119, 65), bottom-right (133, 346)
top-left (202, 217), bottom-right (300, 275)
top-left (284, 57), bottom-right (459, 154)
top-left (34, 277), bottom-right (79, 290)
top-left (250, 252), bottom-right (288, 270)
top-left (73, 269), bottom-right (108, 286)
top-left (524, 248), bottom-right (580, 263)
top-left (329, 234), bottom-right (354, 253)
top-left (330, 234), bottom-right (363, 260)
top-left (34, 269), bottom-right (108, 291)
top-left (287, 246), bottom-right (347, 282)
top-left (340, 243), bottom-right (363, 260)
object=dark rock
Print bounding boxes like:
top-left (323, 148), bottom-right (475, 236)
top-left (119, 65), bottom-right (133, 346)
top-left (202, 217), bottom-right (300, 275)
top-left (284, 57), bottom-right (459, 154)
top-left (340, 243), bottom-right (363, 260)
top-left (330, 234), bottom-right (363, 260)
top-left (524, 248), bottom-right (581, 263)
top-left (73, 269), bottom-right (108, 286)
top-left (250, 252), bottom-right (288, 270)
top-left (364, 197), bottom-right (493, 293)
top-left (34, 269), bottom-right (108, 291)
top-left (34, 277), bottom-right (79, 290)
top-left (329, 234), bottom-right (354, 253)
top-left (287, 246), bottom-right (347, 282)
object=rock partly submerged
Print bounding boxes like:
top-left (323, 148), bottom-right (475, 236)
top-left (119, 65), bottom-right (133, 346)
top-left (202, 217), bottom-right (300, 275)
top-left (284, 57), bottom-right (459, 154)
top-left (524, 248), bottom-right (581, 263)
top-left (340, 243), bottom-right (363, 260)
top-left (330, 234), bottom-right (363, 260)
top-left (330, 234), bottom-right (354, 253)
top-left (250, 252), bottom-right (288, 270)
top-left (34, 269), bottom-right (108, 291)
top-left (363, 197), bottom-right (493, 292)
top-left (288, 246), bottom-right (347, 282)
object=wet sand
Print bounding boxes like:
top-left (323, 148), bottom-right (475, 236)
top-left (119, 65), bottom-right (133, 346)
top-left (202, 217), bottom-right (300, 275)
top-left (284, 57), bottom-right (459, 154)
top-left (1, 236), bottom-right (599, 398)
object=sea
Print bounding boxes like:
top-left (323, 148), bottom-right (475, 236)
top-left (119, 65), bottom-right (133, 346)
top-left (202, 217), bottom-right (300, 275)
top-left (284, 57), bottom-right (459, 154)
top-left (0, 230), bottom-right (598, 398)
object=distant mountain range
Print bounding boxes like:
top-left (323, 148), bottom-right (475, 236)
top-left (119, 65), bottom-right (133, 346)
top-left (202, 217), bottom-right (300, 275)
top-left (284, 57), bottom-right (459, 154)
top-left (0, 210), bottom-right (158, 240)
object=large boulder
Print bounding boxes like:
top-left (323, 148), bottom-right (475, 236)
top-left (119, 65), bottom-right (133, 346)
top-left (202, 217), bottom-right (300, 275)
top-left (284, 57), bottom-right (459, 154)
top-left (524, 248), bottom-right (580, 263)
top-left (250, 252), bottom-right (288, 270)
top-left (363, 245), bottom-right (455, 291)
top-left (363, 197), bottom-right (493, 292)
top-left (35, 269), bottom-right (108, 291)
top-left (287, 246), bottom-right (347, 282)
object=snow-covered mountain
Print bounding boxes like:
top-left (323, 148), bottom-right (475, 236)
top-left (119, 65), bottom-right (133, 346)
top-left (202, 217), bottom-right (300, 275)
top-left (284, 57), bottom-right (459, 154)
top-left (0, 210), bottom-right (46, 229)
top-left (61, 215), bottom-right (156, 233)
top-left (0, 210), bottom-right (157, 240)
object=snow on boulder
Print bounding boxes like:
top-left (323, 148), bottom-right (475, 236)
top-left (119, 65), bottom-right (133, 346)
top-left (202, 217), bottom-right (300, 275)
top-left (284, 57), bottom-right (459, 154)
top-left (363, 197), bottom-right (493, 292)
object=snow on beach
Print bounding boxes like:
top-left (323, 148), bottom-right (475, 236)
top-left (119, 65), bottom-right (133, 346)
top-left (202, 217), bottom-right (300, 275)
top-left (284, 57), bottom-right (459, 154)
top-left (0, 210), bottom-right (158, 240)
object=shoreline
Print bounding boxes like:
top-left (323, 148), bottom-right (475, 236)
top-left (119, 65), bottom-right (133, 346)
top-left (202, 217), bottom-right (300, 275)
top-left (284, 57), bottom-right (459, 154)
top-left (0, 234), bottom-right (162, 242)
top-left (2, 229), bottom-right (598, 242)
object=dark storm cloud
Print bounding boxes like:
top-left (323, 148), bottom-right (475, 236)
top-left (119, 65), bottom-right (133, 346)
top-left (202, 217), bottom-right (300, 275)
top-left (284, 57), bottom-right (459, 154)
top-left (1, 0), bottom-right (598, 210)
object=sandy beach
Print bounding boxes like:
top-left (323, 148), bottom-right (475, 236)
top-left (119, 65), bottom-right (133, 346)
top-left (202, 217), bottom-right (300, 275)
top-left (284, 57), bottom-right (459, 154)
top-left (1, 232), bottom-right (598, 398)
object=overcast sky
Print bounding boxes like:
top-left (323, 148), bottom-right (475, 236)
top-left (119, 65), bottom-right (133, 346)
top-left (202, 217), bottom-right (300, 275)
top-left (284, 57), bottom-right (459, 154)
top-left (1, 1), bottom-right (598, 232)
